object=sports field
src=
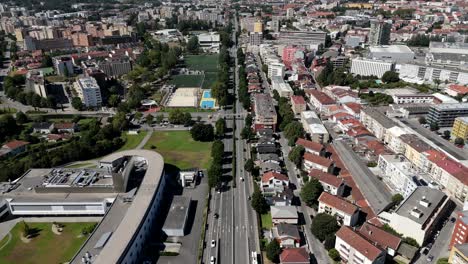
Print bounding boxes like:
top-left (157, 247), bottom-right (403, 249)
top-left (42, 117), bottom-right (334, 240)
top-left (185, 54), bottom-right (219, 72)
top-left (144, 131), bottom-right (212, 170)
top-left (169, 75), bottom-right (204, 87)
top-left (0, 222), bottom-right (95, 264)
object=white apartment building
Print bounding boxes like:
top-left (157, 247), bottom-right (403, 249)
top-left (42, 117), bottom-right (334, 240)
top-left (300, 111), bottom-right (329, 143)
top-left (377, 154), bottom-right (421, 197)
top-left (268, 62), bottom-right (285, 78)
top-left (318, 192), bottom-right (360, 226)
top-left (271, 76), bottom-right (293, 97)
top-left (351, 58), bottom-right (394, 78)
top-left (391, 94), bottom-right (434, 104)
top-left (335, 226), bottom-right (386, 264)
top-left (75, 77), bottom-right (102, 107)
top-left (383, 127), bottom-right (409, 154)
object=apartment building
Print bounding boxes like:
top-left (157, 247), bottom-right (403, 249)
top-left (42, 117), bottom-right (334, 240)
top-left (253, 94), bottom-right (277, 131)
top-left (268, 62), bottom-right (285, 78)
top-left (427, 103), bottom-right (468, 127)
top-left (368, 45), bottom-right (414, 63)
top-left (303, 153), bottom-right (333, 173)
top-left (449, 243), bottom-right (468, 264)
top-left (360, 107), bottom-right (397, 140)
top-left (271, 76), bottom-right (293, 97)
top-left (300, 111), bottom-right (329, 144)
top-left (54, 56), bottom-right (74, 76)
top-left (318, 192), bottom-right (360, 226)
top-left (400, 134), bottom-right (432, 170)
top-left (422, 150), bottom-right (468, 202)
top-left (290, 96), bottom-right (306, 115)
top-left (75, 77), bottom-right (102, 107)
top-left (369, 20), bottom-right (391, 46)
top-left (383, 127), bottom-right (409, 154)
top-left (378, 187), bottom-right (452, 245)
top-left (306, 90), bottom-right (336, 112)
top-left (335, 226), bottom-right (386, 264)
top-left (452, 117), bottom-right (468, 140)
top-left (295, 138), bottom-right (324, 156)
top-left (310, 169), bottom-right (345, 196)
top-left (399, 63), bottom-right (468, 85)
top-left (378, 154), bottom-right (422, 197)
top-left (449, 211), bottom-right (468, 249)
top-left (25, 70), bottom-right (47, 98)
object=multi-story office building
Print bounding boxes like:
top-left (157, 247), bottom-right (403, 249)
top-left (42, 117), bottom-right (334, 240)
top-left (369, 45), bottom-right (414, 63)
top-left (398, 63), bottom-right (468, 85)
top-left (427, 103), bottom-right (468, 127)
top-left (75, 77), bottom-right (102, 107)
top-left (391, 94), bottom-right (434, 104)
top-left (350, 58), bottom-right (394, 78)
top-left (369, 20), bottom-right (391, 46)
top-left (452, 117), bottom-right (468, 140)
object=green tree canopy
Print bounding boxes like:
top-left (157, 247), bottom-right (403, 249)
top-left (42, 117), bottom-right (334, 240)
top-left (288, 145), bottom-right (305, 166)
top-left (265, 239), bottom-right (282, 263)
top-left (311, 213), bottom-right (340, 241)
top-left (300, 178), bottom-right (324, 207)
top-left (190, 123), bottom-right (214, 142)
top-left (251, 184), bottom-right (269, 214)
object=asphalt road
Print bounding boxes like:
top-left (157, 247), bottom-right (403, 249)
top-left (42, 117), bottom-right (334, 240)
top-left (278, 134), bottom-right (330, 264)
top-left (332, 141), bottom-right (392, 214)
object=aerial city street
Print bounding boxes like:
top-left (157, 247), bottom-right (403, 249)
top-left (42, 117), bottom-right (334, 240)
top-left (0, 0), bottom-right (467, 264)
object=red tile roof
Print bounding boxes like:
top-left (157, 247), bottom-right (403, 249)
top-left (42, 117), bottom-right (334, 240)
top-left (336, 226), bottom-right (383, 261)
top-left (309, 169), bottom-right (343, 188)
top-left (344, 102), bottom-right (362, 114)
top-left (448, 84), bottom-right (468, 95)
top-left (291, 95), bottom-right (306, 105)
top-left (2, 140), bottom-right (29, 150)
top-left (318, 192), bottom-right (359, 215)
top-left (307, 90), bottom-right (336, 105)
top-left (358, 222), bottom-right (401, 251)
top-left (262, 171), bottom-right (289, 183)
top-left (303, 153), bottom-right (333, 168)
top-left (295, 138), bottom-right (324, 153)
top-left (279, 248), bottom-right (309, 263)
top-left (54, 122), bottom-right (75, 129)
top-left (425, 150), bottom-right (468, 185)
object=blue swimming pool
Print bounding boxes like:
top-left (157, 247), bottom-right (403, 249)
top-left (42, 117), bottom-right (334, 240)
top-left (202, 90), bottom-right (212, 99)
top-left (201, 100), bottom-right (215, 109)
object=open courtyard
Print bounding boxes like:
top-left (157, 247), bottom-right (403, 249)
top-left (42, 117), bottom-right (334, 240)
top-left (0, 222), bottom-right (95, 264)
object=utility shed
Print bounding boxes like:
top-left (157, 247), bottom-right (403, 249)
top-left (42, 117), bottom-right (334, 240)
top-left (162, 196), bottom-right (192, 237)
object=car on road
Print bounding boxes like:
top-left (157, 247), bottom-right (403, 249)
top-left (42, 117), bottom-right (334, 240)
top-left (427, 255), bottom-right (434, 262)
top-left (240, 177), bottom-right (244, 181)
top-left (211, 240), bottom-right (216, 248)
top-left (210, 256), bottom-right (215, 264)
top-left (214, 213), bottom-right (219, 219)
top-left (198, 170), bottom-right (204, 178)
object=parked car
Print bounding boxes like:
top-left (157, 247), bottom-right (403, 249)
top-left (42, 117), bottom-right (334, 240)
top-left (210, 256), bottom-right (215, 264)
top-left (427, 255), bottom-right (434, 262)
top-left (211, 240), bottom-right (216, 248)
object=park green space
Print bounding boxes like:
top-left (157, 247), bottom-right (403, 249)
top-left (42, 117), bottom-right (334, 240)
top-left (119, 131), bottom-right (148, 151)
top-left (0, 222), bottom-right (94, 264)
top-left (202, 72), bottom-right (218, 89)
top-left (185, 54), bottom-right (219, 72)
top-left (144, 131), bottom-right (212, 170)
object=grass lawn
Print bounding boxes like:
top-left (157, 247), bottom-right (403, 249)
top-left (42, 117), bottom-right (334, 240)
top-left (168, 74), bottom-right (203, 88)
top-left (0, 222), bottom-right (94, 264)
top-left (261, 211), bottom-right (273, 229)
top-left (185, 54), bottom-right (219, 72)
top-left (65, 162), bottom-right (96, 168)
top-left (119, 131), bottom-right (148, 151)
top-left (143, 131), bottom-right (212, 170)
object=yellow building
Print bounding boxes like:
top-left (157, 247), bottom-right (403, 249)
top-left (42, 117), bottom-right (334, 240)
top-left (452, 117), bottom-right (468, 140)
top-left (345, 3), bottom-right (373, 9)
top-left (400, 134), bottom-right (432, 170)
top-left (253, 21), bottom-right (263, 33)
top-left (449, 243), bottom-right (468, 264)
top-left (14, 28), bottom-right (24, 42)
